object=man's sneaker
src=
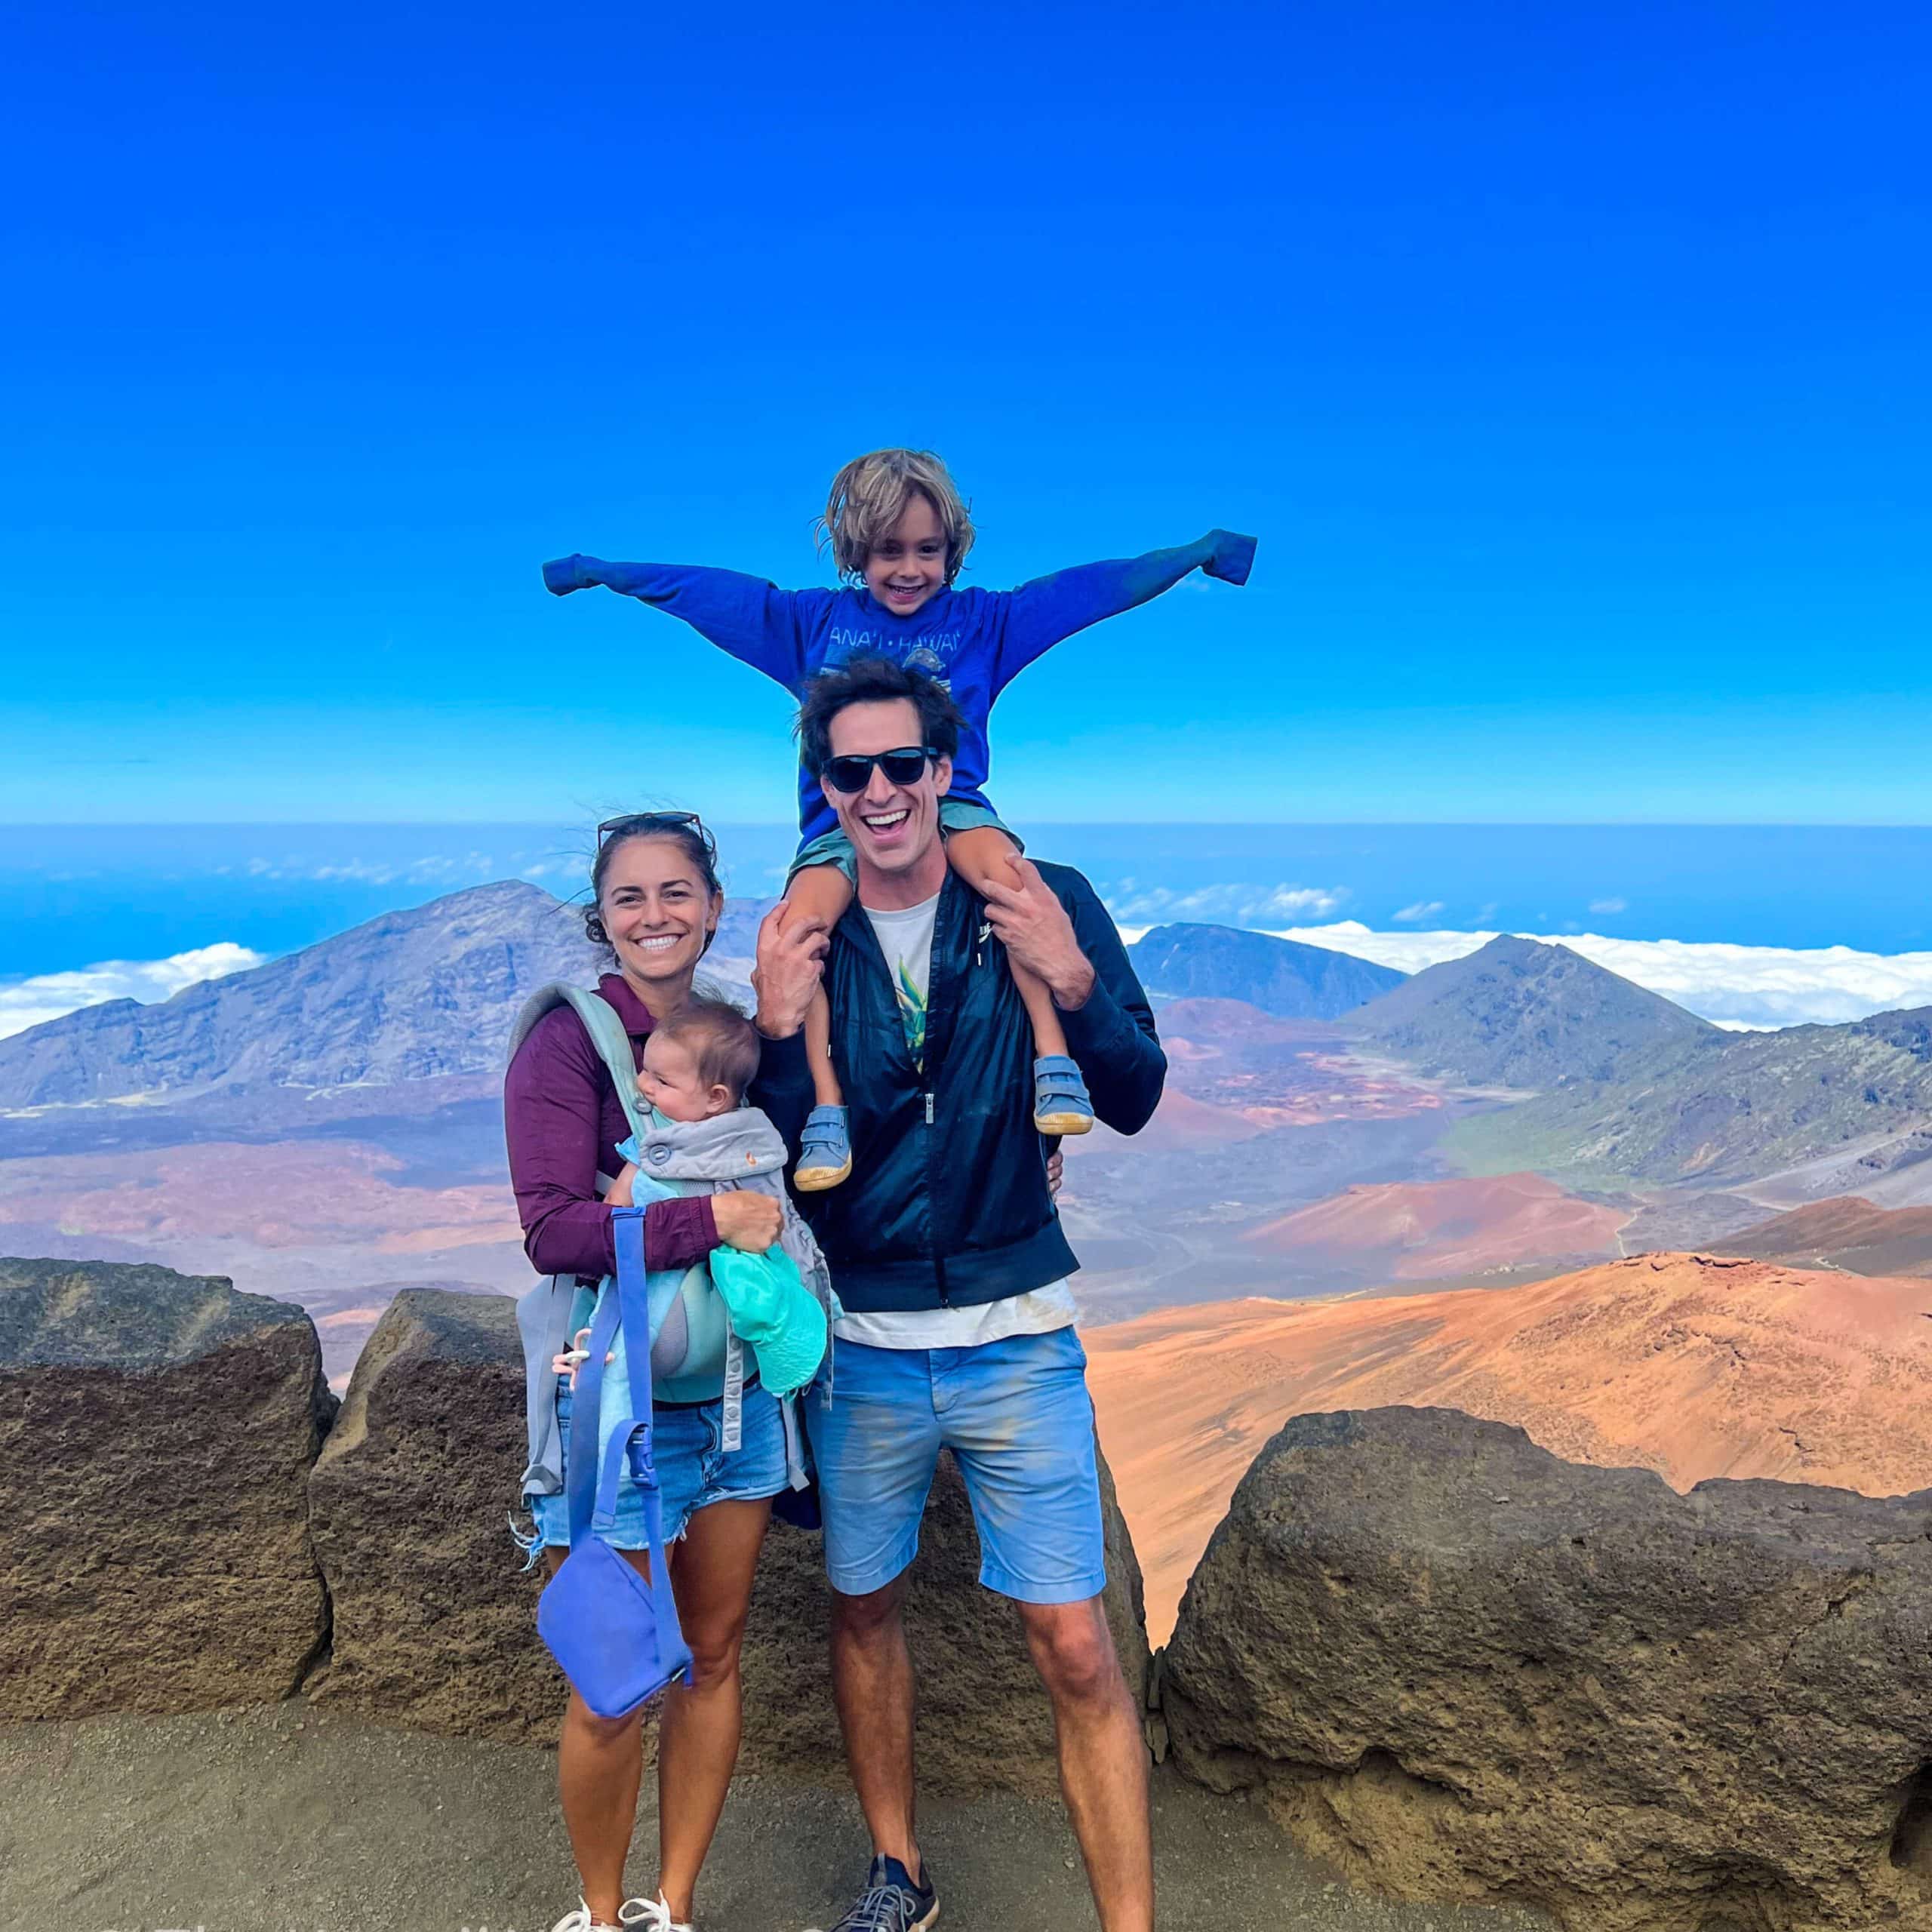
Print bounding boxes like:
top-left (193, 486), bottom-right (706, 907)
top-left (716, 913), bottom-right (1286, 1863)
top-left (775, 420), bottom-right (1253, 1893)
top-left (1032, 1055), bottom-right (1094, 1137)
top-left (795, 1103), bottom-right (853, 1190)
top-left (814, 1854), bottom-right (938, 1932)
top-left (620, 1894), bottom-right (693, 1932)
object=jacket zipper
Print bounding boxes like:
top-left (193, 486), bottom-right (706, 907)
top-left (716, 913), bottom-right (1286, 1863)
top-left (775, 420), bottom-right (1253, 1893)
top-left (924, 1088), bottom-right (947, 1303)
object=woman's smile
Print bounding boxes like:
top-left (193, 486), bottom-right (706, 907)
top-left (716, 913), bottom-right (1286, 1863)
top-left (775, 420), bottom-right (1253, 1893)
top-left (595, 832), bottom-right (721, 993)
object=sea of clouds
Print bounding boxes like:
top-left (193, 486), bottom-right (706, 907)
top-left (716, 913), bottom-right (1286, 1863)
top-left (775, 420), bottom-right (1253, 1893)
top-left (1269, 922), bottom-right (1932, 1030)
top-left (0, 943), bottom-right (266, 1040)
top-left (8, 917), bottom-right (1932, 1044)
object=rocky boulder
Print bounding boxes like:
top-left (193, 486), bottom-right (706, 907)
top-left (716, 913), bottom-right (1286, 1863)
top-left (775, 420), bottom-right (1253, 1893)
top-left (0, 1257), bottom-right (334, 1718)
top-left (1164, 1406), bottom-right (1932, 1932)
top-left (306, 1287), bottom-right (557, 1736)
top-left (310, 1288), bottom-right (1150, 1794)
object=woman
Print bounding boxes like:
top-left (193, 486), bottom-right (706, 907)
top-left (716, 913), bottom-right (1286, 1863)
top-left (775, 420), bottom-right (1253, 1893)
top-left (506, 812), bottom-right (797, 1932)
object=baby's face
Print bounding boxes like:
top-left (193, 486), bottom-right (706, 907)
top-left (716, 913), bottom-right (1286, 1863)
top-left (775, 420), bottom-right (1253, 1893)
top-left (638, 1031), bottom-right (732, 1124)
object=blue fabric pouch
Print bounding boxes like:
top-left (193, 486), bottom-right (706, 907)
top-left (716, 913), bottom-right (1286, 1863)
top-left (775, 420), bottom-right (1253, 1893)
top-left (536, 1207), bottom-right (694, 1718)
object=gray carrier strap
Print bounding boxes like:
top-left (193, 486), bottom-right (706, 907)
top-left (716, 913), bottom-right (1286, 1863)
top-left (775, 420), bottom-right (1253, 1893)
top-left (508, 981), bottom-right (652, 1142)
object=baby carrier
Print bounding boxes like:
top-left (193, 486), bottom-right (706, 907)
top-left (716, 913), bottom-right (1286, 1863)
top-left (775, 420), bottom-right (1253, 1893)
top-left (509, 982), bottom-right (827, 1506)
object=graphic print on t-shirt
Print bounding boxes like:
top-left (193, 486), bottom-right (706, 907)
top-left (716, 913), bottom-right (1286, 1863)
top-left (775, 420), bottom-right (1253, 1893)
top-left (862, 893), bottom-right (940, 1078)
top-left (893, 958), bottom-right (928, 1069)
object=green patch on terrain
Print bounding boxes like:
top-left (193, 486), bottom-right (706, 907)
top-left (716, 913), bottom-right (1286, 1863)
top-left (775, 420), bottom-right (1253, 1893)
top-left (1441, 1111), bottom-right (1641, 1193)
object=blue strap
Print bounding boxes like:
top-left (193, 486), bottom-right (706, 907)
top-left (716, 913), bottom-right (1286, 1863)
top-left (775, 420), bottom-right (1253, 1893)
top-left (564, 1206), bottom-right (689, 1686)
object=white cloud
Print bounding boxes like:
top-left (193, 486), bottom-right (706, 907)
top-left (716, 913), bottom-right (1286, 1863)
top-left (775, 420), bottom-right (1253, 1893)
top-left (1392, 900), bottom-right (1445, 923)
top-left (1589, 897), bottom-right (1628, 915)
top-left (1268, 920), bottom-right (1932, 1031)
top-left (1104, 883), bottom-right (1347, 925)
top-left (229, 852), bottom-right (509, 887)
top-left (0, 943), bottom-right (266, 1040)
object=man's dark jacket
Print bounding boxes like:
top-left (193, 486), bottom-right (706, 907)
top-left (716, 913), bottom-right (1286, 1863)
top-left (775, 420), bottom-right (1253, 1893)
top-left (751, 862), bottom-right (1165, 1314)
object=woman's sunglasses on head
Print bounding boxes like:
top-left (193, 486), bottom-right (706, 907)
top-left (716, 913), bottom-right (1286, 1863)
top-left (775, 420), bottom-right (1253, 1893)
top-left (821, 747), bottom-right (939, 795)
top-left (597, 809), bottom-right (710, 844)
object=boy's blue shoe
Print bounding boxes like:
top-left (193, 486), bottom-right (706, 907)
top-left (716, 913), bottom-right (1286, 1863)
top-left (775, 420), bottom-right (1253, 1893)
top-left (795, 1103), bottom-right (853, 1192)
top-left (1033, 1055), bottom-right (1094, 1137)
top-left (812, 1855), bottom-right (937, 1932)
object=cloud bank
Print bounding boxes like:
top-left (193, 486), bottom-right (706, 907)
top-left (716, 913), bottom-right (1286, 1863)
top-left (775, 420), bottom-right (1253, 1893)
top-left (1103, 881), bottom-right (1347, 924)
top-left (0, 943), bottom-right (265, 1040)
top-left (1266, 921), bottom-right (1932, 1031)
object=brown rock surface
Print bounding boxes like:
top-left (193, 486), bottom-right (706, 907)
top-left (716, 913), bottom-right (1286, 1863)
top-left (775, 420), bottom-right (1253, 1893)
top-left (0, 1255), bottom-right (334, 1717)
top-left (306, 1287), bottom-right (556, 1737)
top-left (311, 1288), bottom-right (1150, 1794)
top-left (1088, 1252), bottom-right (1932, 1640)
top-left (1163, 1405), bottom-right (1932, 1932)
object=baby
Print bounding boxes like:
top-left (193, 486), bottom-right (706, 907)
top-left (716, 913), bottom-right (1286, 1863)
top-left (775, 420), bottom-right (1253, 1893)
top-left (556, 998), bottom-right (830, 1410)
top-left (546, 448), bottom-right (1255, 1191)
top-left (625, 997), bottom-right (763, 1140)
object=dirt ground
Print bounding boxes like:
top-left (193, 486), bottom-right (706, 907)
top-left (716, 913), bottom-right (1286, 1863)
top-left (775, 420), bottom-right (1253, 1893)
top-left (0, 1697), bottom-right (1549, 1932)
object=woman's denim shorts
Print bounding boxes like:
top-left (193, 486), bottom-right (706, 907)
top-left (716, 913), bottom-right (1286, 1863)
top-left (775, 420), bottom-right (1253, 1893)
top-left (527, 1375), bottom-right (789, 1554)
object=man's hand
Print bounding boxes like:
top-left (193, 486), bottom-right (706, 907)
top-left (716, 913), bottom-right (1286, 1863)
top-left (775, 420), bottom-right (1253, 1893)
top-left (980, 857), bottom-right (1095, 1011)
top-left (1047, 1148), bottom-right (1065, 1198)
top-left (752, 902), bottom-right (829, 1039)
top-left (713, 1191), bottom-right (784, 1253)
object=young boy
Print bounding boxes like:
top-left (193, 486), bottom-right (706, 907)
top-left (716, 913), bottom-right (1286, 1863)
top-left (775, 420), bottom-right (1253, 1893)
top-left (544, 448), bottom-right (1256, 1190)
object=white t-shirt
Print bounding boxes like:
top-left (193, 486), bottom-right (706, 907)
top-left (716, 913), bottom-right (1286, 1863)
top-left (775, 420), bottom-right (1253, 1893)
top-left (832, 891), bottom-right (1078, 1351)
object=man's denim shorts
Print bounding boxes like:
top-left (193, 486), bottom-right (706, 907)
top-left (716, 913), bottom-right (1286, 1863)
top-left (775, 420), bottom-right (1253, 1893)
top-left (528, 1376), bottom-right (789, 1552)
top-left (786, 800), bottom-right (1017, 888)
top-left (808, 1326), bottom-right (1106, 1604)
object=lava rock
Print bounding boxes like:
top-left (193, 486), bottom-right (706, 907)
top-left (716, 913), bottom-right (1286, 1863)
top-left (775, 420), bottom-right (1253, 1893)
top-left (310, 1288), bottom-right (1150, 1794)
top-left (0, 1256), bottom-right (334, 1718)
top-left (1164, 1405), bottom-right (1932, 1932)
top-left (306, 1288), bottom-right (555, 1738)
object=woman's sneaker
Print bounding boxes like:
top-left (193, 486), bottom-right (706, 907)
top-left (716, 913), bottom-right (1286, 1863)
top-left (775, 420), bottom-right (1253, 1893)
top-left (795, 1103), bottom-right (853, 1191)
top-left (620, 1894), bottom-right (693, 1932)
top-left (549, 1903), bottom-right (619, 1932)
top-left (814, 1854), bottom-right (938, 1932)
top-left (1032, 1055), bottom-right (1094, 1137)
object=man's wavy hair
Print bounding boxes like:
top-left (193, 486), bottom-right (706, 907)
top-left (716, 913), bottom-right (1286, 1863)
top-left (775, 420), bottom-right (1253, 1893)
top-left (795, 657), bottom-right (964, 780)
top-left (815, 448), bottom-right (976, 586)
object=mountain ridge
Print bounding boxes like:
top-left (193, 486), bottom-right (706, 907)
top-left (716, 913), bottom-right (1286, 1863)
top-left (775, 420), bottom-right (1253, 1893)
top-left (0, 881), bottom-right (601, 1109)
top-left (1350, 933), bottom-right (1717, 1089)
top-left (1447, 1004), bottom-right (1932, 1191)
top-left (1128, 922), bottom-right (1404, 1019)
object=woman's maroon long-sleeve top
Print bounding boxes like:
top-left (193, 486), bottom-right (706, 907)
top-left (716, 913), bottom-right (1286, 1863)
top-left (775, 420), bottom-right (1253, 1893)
top-left (504, 973), bottom-right (718, 1279)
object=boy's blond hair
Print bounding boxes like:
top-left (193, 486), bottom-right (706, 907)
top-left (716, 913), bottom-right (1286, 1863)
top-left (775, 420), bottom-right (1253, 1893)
top-left (817, 448), bottom-right (977, 585)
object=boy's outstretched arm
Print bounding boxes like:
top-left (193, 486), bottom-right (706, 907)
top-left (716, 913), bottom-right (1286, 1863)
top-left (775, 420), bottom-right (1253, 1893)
top-left (993, 529), bottom-right (1257, 688)
top-left (542, 555), bottom-right (823, 695)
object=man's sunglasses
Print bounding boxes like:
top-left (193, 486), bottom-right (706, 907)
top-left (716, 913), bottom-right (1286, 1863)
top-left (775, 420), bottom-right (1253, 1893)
top-left (820, 747), bottom-right (939, 795)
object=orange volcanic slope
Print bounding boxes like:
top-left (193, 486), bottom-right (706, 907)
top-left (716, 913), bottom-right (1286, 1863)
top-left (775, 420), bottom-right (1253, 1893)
top-left (1110, 1086), bottom-right (1269, 1151)
top-left (1086, 1253), bottom-right (1932, 1642)
top-left (0, 1141), bottom-right (522, 1252)
top-left (1728, 1195), bottom-right (1932, 1275)
top-left (1241, 1172), bottom-right (1631, 1278)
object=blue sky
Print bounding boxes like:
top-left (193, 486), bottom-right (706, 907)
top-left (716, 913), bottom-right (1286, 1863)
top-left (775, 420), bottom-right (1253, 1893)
top-left (4, 0), bottom-right (1930, 826)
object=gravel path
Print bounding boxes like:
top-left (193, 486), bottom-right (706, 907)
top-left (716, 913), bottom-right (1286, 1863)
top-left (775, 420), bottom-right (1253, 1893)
top-left (2, 1698), bottom-right (1549, 1932)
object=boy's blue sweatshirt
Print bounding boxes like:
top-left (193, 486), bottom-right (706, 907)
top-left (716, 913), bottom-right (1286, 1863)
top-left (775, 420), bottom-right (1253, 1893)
top-left (543, 531), bottom-right (1257, 847)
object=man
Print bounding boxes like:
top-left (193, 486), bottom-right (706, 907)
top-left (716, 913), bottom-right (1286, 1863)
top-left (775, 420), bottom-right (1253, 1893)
top-left (751, 657), bottom-right (1166, 1932)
